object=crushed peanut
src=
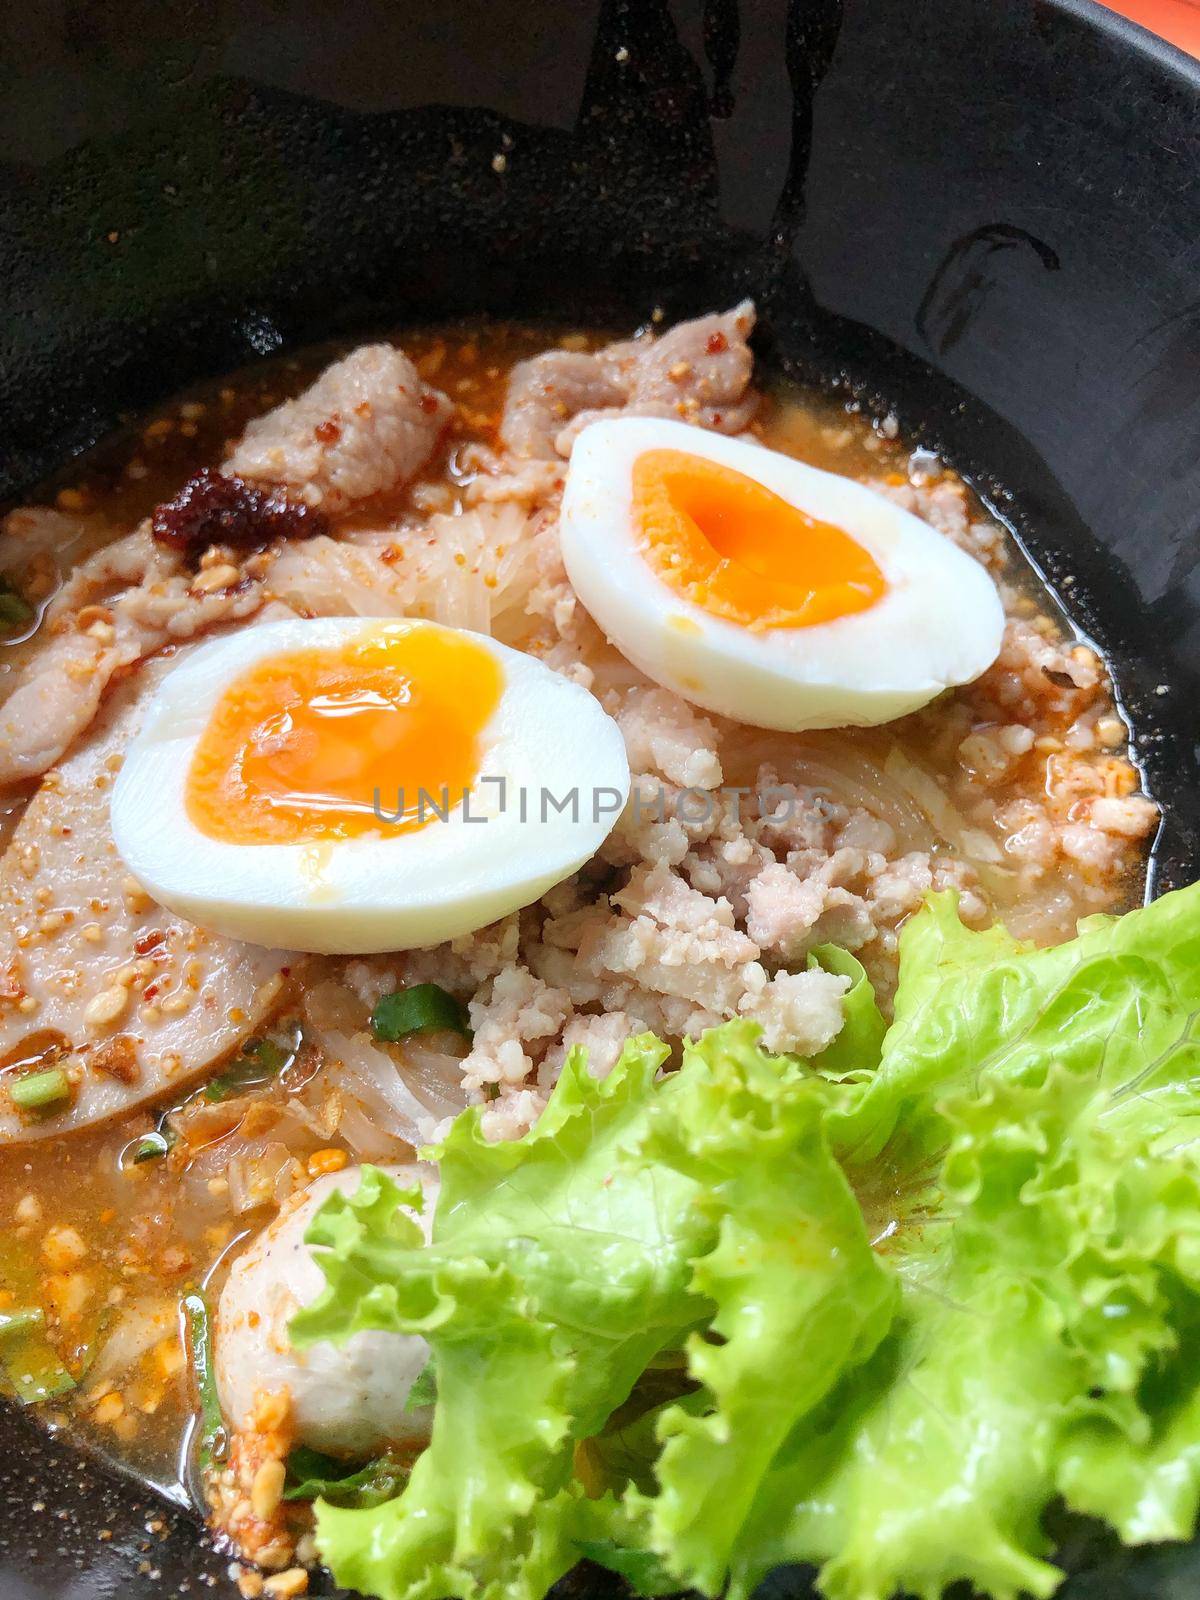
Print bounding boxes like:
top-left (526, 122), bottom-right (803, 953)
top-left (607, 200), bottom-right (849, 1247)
top-left (306, 1148), bottom-right (348, 1178)
top-left (264, 1571), bottom-right (309, 1599)
top-left (251, 1458), bottom-right (287, 1522)
top-left (84, 985), bottom-right (130, 1028)
top-left (192, 563), bottom-right (241, 594)
top-left (93, 1391), bottom-right (126, 1426)
top-left (41, 1224), bottom-right (87, 1269)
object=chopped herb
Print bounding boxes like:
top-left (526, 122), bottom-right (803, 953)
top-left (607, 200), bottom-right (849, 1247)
top-left (203, 1030), bottom-right (294, 1102)
top-left (574, 1540), bottom-right (678, 1595)
top-left (0, 576), bottom-right (33, 638)
top-left (0, 1308), bottom-right (44, 1340)
top-left (72, 1308), bottom-right (114, 1391)
top-left (404, 1359), bottom-right (437, 1413)
top-left (284, 1444), bottom-right (409, 1508)
top-left (131, 1126), bottom-right (179, 1164)
top-left (9, 1068), bottom-right (70, 1110)
top-left (182, 1290), bottom-right (225, 1474)
top-left (0, 1324), bottom-right (76, 1406)
top-left (371, 984), bottom-right (470, 1043)
top-left (120, 1108), bottom-right (180, 1169)
top-left (6, 1360), bottom-right (76, 1406)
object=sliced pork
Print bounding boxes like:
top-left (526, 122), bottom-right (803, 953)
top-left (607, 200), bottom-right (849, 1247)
top-left (499, 301), bottom-right (759, 459)
top-left (225, 344), bottom-right (453, 512)
top-left (0, 524), bottom-right (267, 786)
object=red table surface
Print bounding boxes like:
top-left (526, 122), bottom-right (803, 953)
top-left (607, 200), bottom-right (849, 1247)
top-left (1102, 0), bottom-right (1200, 55)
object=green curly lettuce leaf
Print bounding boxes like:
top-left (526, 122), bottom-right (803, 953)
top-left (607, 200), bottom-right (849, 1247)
top-left (292, 1033), bottom-right (715, 1600)
top-left (294, 1020), bottom-right (888, 1600)
top-left (807, 943), bottom-right (887, 1079)
top-left (828, 886), bottom-right (1200, 1170)
top-left (292, 880), bottom-right (1200, 1600)
top-left (715, 884), bottom-right (1200, 1600)
top-left (315, 1259), bottom-right (583, 1600)
top-left (626, 1023), bottom-right (897, 1594)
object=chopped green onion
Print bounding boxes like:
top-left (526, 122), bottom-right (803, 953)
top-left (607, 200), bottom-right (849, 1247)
top-left (120, 1110), bottom-right (179, 1168)
top-left (371, 984), bottom-right (471, 1043)
top-left (0, 1308), bottom-right (44, 1340)
top-left (1, 1328), bottom-right (76, 1406)
top-left (131, 1127), bottom-right (178, 1164)
top-left (9, 1068), bottom-right (70, 1110)
top-left (0, 576), bottom-right (34, 638)
top-left (204, 1030), bottom-right (294, 1102)
top-left (182, 1290), bottom-right (225, 1474)
top-left (6, 1361), bottom-right (75, 1406)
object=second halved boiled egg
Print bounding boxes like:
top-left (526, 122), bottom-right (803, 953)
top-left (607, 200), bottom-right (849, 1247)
top-left (559, 417), bottom-right (1005, 730)
top-left (111, 618), bottom-right (630, 953)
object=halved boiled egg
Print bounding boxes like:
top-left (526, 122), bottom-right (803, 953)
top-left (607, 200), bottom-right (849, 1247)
top-left (559, 417), bottom-right (1005, 730)
top-left (111, 617), bottom-right (629, 953)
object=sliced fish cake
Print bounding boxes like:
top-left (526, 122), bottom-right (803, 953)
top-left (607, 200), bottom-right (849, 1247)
top-left (0, 661), bottom-right (292, 1141)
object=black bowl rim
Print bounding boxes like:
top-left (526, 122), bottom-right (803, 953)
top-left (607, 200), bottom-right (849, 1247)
top-left (1, 3), bottom-right (1199, 1597)
top-left (1055, 0), bottom-right (1200, 84)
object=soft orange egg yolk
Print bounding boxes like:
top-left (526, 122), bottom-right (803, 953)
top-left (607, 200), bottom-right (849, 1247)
top-left (632, 449), bottom-right (886, 630)
top-left (186, 626), bottom-right (504, 845)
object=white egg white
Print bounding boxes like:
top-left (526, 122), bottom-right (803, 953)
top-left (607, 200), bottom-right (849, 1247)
top-left (110, 617), bottom-right (630, 954)
top-left (559, 417), bottom-right (1006, 731)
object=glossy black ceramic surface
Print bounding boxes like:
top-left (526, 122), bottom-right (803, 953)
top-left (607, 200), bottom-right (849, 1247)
top-left (1, 1), bottom-right (1198, 1594)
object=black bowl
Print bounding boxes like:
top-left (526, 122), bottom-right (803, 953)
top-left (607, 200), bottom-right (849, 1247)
top-left (2, 1), bottom-right (1199, 1595)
